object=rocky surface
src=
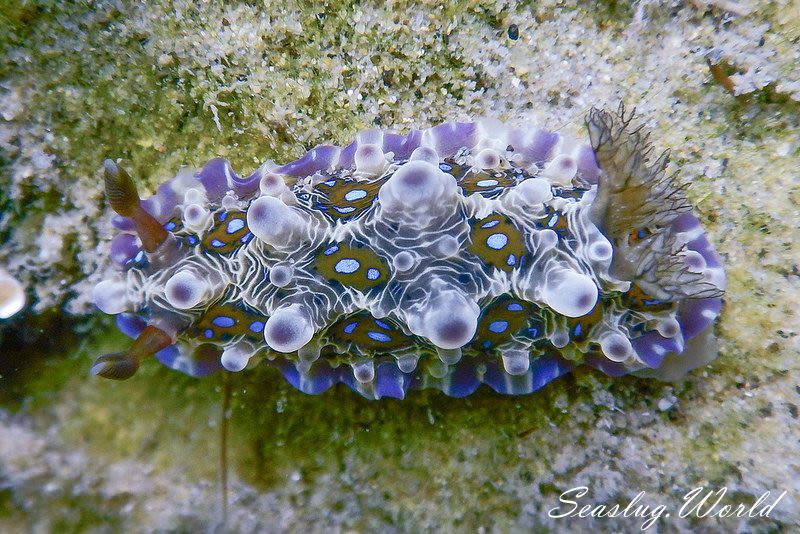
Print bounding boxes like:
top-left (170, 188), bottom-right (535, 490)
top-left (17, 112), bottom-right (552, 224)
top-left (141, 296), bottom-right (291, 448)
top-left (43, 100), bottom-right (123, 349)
top-left (0, 0), bottom-right (798, 532)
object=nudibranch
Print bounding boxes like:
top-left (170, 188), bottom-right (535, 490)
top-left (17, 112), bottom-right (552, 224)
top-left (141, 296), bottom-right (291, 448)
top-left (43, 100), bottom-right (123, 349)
top-left (91, 106), bottom-right (725, 398)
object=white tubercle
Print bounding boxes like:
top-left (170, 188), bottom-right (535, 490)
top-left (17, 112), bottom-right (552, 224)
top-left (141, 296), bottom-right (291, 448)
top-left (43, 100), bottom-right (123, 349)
top-left (600, 332), bottom-right (633, 362)
top-left (247, 196), bottom-right (306, 248)
top-left (437, 347), bottom-right (462, 365)
top-left (183, 187), bottom-right (207, 205)
top-left (221, 192), bottom-right (243, 211)
top-left (656, 317), bottom-right (681, 339)
top-left (542, 269), bottom-right (598, 317)
top-left (354, 143), bottom-right (387, 176)
top-left (551, 326), bottom-right (570, 348)
top-left (356, 128), bottom-right (384, 145)
top-left (297, 343), bottom-right (321, 363)
top-left (474, 148), bottom-right (501, 169)
top-left (352, 360), bottom-right (375, 383)
top-left (263, 304), bottom-right (314, 353)
top-left (512, 178), bottom-right (553, 206)
top-left (436, 235), bottom-right (460, 258)
top-left (543, 154), bottom-right (578, 185)
top-left (396, 354), bottom-right (419, 373)
top-left (259, 172), bottom-right (288, 197)
top-left (409, 146), bottom-right (440, 165)
top-left (588, 238), bottom-right (614, 262)
top-left (164, 270), bottom-right (209, 310)
top-left (501, 348), bottom-right (530, 375)
top-left (182, 203), bottom-right (211, 233)
top-left (92, 279), bottom-right (129, 315)
top-left (393, 251), bottom-right (416, 272)
top-left (269, 264), bottom-right (293, 287)
top-left (537, 229), bottom-right (559, 252)
top-left (221, 344), bottom-right (252, 372)
top-left (410, 289), bottom-right (480, 350)
top-left (378, 160), bottom-right (457, 217)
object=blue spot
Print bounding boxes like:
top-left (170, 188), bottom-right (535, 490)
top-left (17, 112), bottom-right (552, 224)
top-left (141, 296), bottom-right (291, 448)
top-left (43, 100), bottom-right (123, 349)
top-left (164, 221), bottom-right (177, 231)
top-left (374, 320), bottom-right (391, 330)
top-left (344, 189), bottom-right (368, 201)
top-left (204, 329), bottom-right (214, 339)
top-left (489, 320), bottom-right (509, 333)
top-left (439, 163), bottom-right (452, 171)
top-left (527, 327), bottom-right (539, 337)
top-left (643, 298), bottom-right (662, 306)
top-left (367, 331), bottom-right (392, 343)
top-left (324, 244), bottom-right (339, 256)
top-left (187, 236), bottom-right (198, 245)
top-left (506, 254), bottom-right (516, 266)
top-left (481, 219), bottom-right (500, 229)
top-left (366, 268), bottom-right (380, 280)
top-left (211, 239), bottom-right (225, 248)
top-left (334, 206), bottom-right (356, 214)
top-left (249, 321), bottom-right (264, 333)
top-left (344, 322), bottom-right (358, 334)
top-left (482, 340), bottom-right (493, 349)
top-left (486, 233), bottom-right (508, 250)
top-left (507, 303), bottom-right (524, 312)
top-left (212, 316), bottom-right (235, 328)
top-left (548, 214), bottom-right (559, 227)
top-left (476, 179), bottom-right (499, 187)
top-left (573, 323), bottom-right (582, 337)
top-left (218, 211), bottom-right (228, 222)
top-left (335, 258), bottom-right (360, 274)
top-left (241, 232), bottom-right (253, 244)
top-left (637, 230), bottom-right (647, 238)
top-left (226, 218), bottom-right (245, 234)
top-left (324, 179), bottom-right (336, 186)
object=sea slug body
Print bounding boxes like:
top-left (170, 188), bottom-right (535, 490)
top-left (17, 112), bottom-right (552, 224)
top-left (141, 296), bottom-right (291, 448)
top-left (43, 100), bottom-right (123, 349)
top-left (91, 106), bottom-right (726, 398)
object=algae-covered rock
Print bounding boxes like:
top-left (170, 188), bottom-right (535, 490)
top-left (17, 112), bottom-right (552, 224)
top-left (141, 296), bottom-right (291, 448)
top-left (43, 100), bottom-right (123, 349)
top-left (1, 1), bottom-right (798, 531)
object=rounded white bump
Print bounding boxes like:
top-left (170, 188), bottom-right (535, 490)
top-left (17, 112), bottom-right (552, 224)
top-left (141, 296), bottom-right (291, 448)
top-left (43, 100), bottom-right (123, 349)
top-left (414, 290), bottom-right (480, 350)
top-left (263, 304), bottom-right (314, 353)
top-left (269, 264), bottom-right (292, 287)
top-left (600, 333), bottom-right (633, 362)
top-left (514, 178), bottom-right (553, 205)
top-left (656, 317), bottom-right (681, 339)
top-left (354, 143), bottom-right (387, 175)
top-left (393, 251), bottom-right (415, 272)
top-left (396, 354), bottom-right (419, 373)
top-left (352, 360), bottom-right (375, 383)
top-left (221, 192), bottom-right (242, 212)
top-left (474, 148), bottom-right (501, 169)
top-left (182, 203), bottom-right (210, 232)
top-left (92, 279), bottom-right (129, 315)
top-left (409, 146), bottom-right (440, 165)
top-left (588, 239), bottom-right (613, 262)
top-left (378, 160), bottom-right (456, 215)
top-left (543, 270), bottom-right (598, 317)
top-left (259, 172), bottom-right (287, 197)
top-left (221, 344), bottom-right (251, 372)
top-left (164, 270), bottom-right (209, 310)
top-left (543, 154), bottom-right (577, 185)
top-left (437, 347), bottom-right (462, 365)
top-left (184, 187), bottom-right (206, 205)
top-left (537, 229), bottom-right (559, 251)
top-left (436, 235), bottom-right (460, 257)
top-left (501, 348), bottom-right (530, 376)
top-left (247, 196), bottom-right (305, 248)
top-left (551, 327), bottom-right (570, 348)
